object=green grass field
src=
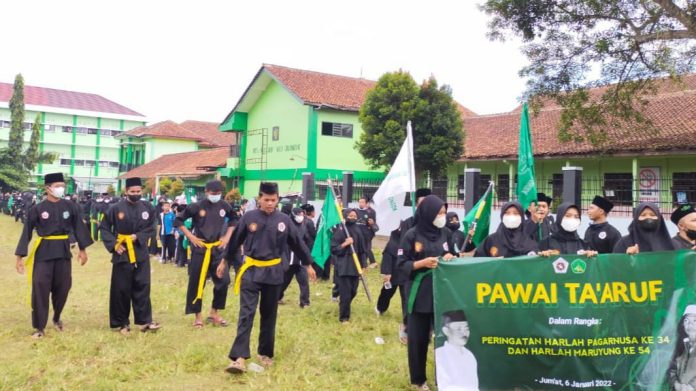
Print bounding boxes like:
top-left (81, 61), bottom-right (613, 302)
top-left (0, 214), bottom-right (435, 390)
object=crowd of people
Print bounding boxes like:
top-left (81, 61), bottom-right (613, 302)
top-left (10, 172), bottom-right (696, 390)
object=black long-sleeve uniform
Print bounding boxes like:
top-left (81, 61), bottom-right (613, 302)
top-left (331, 221), bottom-right (366, 321)
top-left (583, 222), bottom-right (622, 253)
top-left (279, 218), bottom-right (312, 307)
top-left (15, 199), bottom-right (93, 331)
top-left (99, 199), bottom-right (156, 328)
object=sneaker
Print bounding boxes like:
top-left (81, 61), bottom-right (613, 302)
top-left (31, 330), bottom-right (45, 339)
top-left (331, 297), bottom-right (338, 303)
top-left (412, 383), bottom-right (431, 391)
top-left (257, 355), bottom-right (273, 368)
top-left (374, 306), bottom-right (382, 316)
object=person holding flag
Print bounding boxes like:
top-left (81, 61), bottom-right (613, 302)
top-left (397, 194), bottom-right (456, 391)
top-left (218, 182), bottom-right (316, 374)
top-left (475, 202), bottom-right (539, 258)
top-left (331, 208), bottom-right (367, 323)
top-left (310, 188), bottom-right (342, 279)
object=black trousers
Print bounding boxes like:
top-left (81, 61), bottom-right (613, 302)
top-left (337, 275), bottom-right (359, 321)
top-left (109, 261), bottom-right (153, 328)
top-left (366, 245), bottom-right (376, 264)
top-left (376, 283), bottom-right (408, 326)
top-left (185, 251), bottom-right (230, 314)
top-left (32, 259), bottom-right (72, 331)
top-left (176, 237), bottom-right (188, 267)
top-left (161, 234), bottom-right (175, 260)
top-left (229, 281), bottom-right (282, 360)
top-left (407, 311), bottom-right (434, 385)
top-left (313, 257), bottom-right (331, 281)
top-left (279, 264), bottom-right (310, 307)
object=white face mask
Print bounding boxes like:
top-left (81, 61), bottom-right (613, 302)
top-left (51, 186), bottom-right (65, 199)
top-left (561, 217), bottom-right (581, 232)
top-left (502, 214), bottom-right (522, 229)
top-left (294, 215), bottom-right (305, 223)
top-left (433, 214), bottom-right (446, 228)
top-left (208, 194), bottom-right (221, 203)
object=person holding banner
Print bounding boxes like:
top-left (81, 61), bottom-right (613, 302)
top-left (474, 202), bottom-right (538, 258)
top-left (671, 204), bottom-right (696, 250)
top-left (174, 180), bottom-right (235, 329)
top-left (584, 196), bottom-right (622, 254)
top-left (397, 194), bottom-right (456, 391)
top-left (539, 203), bottom-right (597, 257)
top-left (99, 177), bottom-right (161, 335)
top-left (332, 208), bottom-right (367, 323)
top-left (218, 182), bottom-right (316, 374)
top-left (14, 172), bottom-right (93, 339)
top-left (668, 305), bottom-right (696, 390)
top-left (614, 202), bottom-right (675, 254)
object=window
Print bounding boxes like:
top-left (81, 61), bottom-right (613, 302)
top-left (457, 175), bottom-right (465, 200)
top-left (0, 120), bottom-right (11, 128)
top-left (23, 122), bottom-right (33, 130)
top-left (229, 144), bottom-right (239, 157)
top-left (45, 125), bottom-right (58, 133)
top-left (85, 160), bottom-right (95, 167)
top-left (321, 122), bottom-right (353, 138)
top-left (100, 129), bottom-right (112, 137)
top-left (62, 126), bottom-right (73, 133)
top-left (498, 174), bottom-right (510, 203)
top-left (87, 128), bottom-right (99, 135)
top-left (74, 159), bottom-right (85, 166)
top-left (60, 158), bottom-right (71, 166)
top-left (673, 172), bottom-right (696, 205)
top-left (109, 161), bottom-right (119, 168)
top-left (272, 126), bottom-right (279, 141)
top-left (75, 127), bottom-right (88, 135)
top-left (111, 130), bottom-right (122, 137)
top-left (604, 173), bottom-right (633, 206)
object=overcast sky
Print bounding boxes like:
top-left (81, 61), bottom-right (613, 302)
top-left (2, 0), bottom-right (528, 124)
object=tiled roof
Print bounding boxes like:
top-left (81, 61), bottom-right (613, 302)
top-left (118, 147), bottom-right (229, 179)
top-left (461, 74), bottom-right (696, 160)
top-left (0, 82), bottom-right (143, 117)
top-left (264, 64), bottom-right (376, 111)
top-left (179, 120), bottom-right (236, 147)
top-left (124, 120), bottom-right (201, 141)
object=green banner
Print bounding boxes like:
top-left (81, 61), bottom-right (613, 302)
top-left (433, 250), bottom-right (696, 390)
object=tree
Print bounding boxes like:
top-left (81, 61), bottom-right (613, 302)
top-left (7, 74), bottom-right (24, 163)
top-left (167, 178), bottom-right (184, 198)
top-left (482, 0), bottom-right (696, 144)
top-left (158, 177), bottom-right (173, 196)
top-left (106, 184), bottom-right (116, 196)
top-left (356, 71), bottom-right (463, 177)
top-left (225, 188), bottom-right (241, 203)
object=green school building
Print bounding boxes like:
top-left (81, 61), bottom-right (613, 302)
top-left (218, 64), bottom-right (389, 198)
top-left (0, 82), bottom-right (146, 193)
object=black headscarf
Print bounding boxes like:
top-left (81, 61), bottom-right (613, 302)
top-left (627, 202), bottom-right (675, 251)
top-left (446, 211), bottom-right (461, 231)
top-left (553, 203), bottom-right (582, 241)
top-left (415, 195), bottom-right (445, 241)
top-left (497, 202), bottom-right (539, 255)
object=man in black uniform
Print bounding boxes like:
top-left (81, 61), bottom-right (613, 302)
top-left (14, 172), bottom-right (93, 338)
top-left (671, 204), bottom-right (696, 250)
top-left (356, 196), bottom-right (379, 268)
top-left (217, 182), bottom-right (317, 373)
top-left (523, 192), bottom-right (555, 242)
top-left (99, 177), bottom-right (161, 335)
top-left (175, 180), bottom-right (235, 328)
top-left (584, 195), bottom-right (622, 253)
top-left (278, 207), bottom-right (313, 308)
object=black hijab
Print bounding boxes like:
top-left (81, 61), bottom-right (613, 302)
top-left (628, 202), bottom-right (675, 251)
top-left (446, 211), bottom-right (461, 231)
top-left (415, 195), bottom-right (445, 241)
top-left (497, 201), bottom-right (539, 255)
top-left (553, 203), bottom-right (582, 242)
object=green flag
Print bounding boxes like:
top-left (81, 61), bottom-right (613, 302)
top-left (461, 184), bottom-right (493, 248)
top-left (517, 103), bottom-right (537, 210)
top-left (311, 190), bottom-right (341, 269)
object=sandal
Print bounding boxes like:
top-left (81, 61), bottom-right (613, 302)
top-left (257, 355), bottom-right (273, 368)
top-left (193, 320), bottom-right (204, 329)
top-left (140, 322), bottom-right (161, 333)
top-left (119, 326), bottom-right (131, 336)
top-left (31, 330), bottom-right (45, 339)
top-left (53, 320), bottom-right (64, 332)
top-left (206, 316), bottom-right (228, 327)
top-left (225, 360), bottom-right (246, 374)
top-left (399, 326), bottom-right (408, 345)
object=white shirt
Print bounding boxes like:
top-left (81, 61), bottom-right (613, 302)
top-left (435, 341), bottom-right (479, 391)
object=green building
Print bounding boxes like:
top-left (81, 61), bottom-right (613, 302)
top-left (451, 74), bottom-right (696, 214)
top-left (218, 64), bottom-right (388, 197)
top-left (0, 82), bottom-right (145, 192)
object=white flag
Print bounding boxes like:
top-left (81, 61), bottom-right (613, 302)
top-left (372, 121), bottom-right (416, 232)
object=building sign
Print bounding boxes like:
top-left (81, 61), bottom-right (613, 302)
top-left (639, 167), bottom-right (660, 203)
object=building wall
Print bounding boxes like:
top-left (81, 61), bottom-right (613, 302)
top-left (315, 109), bottom-right (373, 172)
top-left (0, 107), bottom-right (143, 191)
top-left (146, 138), bottom-right (199, 162)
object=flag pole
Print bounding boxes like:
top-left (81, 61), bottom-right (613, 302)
top-left (462, 181), bottom-right (494, 247)
top-left (327, 178), bottom-right (372, 302)
top-left (406, 121), bottom-right (416, 217)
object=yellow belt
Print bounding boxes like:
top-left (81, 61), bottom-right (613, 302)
top-left (234, 256), bottom-right (282, 294)
top-left (115, 234), bottom-right (136, 264)
top-left (192, 241), bottom-right (222, 304)
top-left (26, 235), bottom-right (70, 307)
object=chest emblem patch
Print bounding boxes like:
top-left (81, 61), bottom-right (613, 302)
top-left (249, 222), bottom-right (257, 232)
top-left (41, 211), bottom-right (49, 219)
top-left (141, 211), bottom-right (149, 220)
top-left (598, 231), bottom-right (607, 239)
top-left (63, 211), bottom-right (70, 219)
top-left (199, 209), bottom-right (207, 217)
top-left (219, 209), bottom-right (226, 217)
top-left (490, 246), bottom-right (499, 257)
top-left (443, 242), bottom-right (449, 252)
top-left (118, 211), bottom-right (125, 220)
top-left (278, 222), bottom-right (286, 232)
top-left (414, 241), bottom-right (423, 253)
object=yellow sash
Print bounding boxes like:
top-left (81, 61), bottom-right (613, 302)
top-left (192, 241), bottom-right (222, 304)
top-left (115, 234), bottom-right (136, 264)
top-left (25, 235), bottom-right (70, 306)
top-left (234, 256), bottom-right (282, 295)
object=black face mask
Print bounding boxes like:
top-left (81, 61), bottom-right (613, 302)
top-left (686, 229), bottom-right (696, 241)
top-left (346, 217), bottom-right (357, 225)
top-left (447, 222), bottom-right (461, 231)
top-left (127, 194), bottom-right (141, 203)
top-left (638, 218), bottom-right (659, 231)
